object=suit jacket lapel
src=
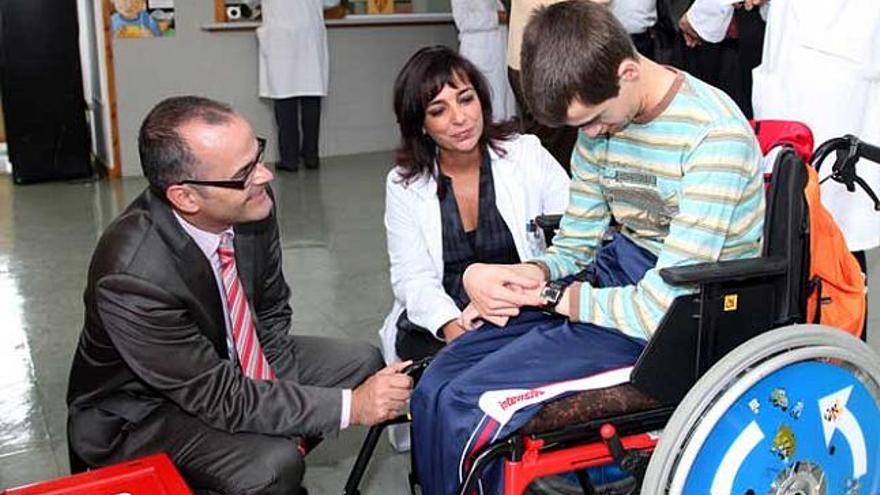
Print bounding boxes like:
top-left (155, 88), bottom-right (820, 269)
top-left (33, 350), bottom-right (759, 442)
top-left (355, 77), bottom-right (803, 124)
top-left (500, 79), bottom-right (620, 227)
top-left (233, 223), bottom-right (257, 307)
top-left (146, 190), bottom-right (229, 358)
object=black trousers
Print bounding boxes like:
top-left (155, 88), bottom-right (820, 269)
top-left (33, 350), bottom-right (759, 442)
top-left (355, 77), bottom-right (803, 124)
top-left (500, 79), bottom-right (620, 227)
top-left (682, 8), bottom-right (765, 119)
top-left (507, 67), bottom-right (578, 175)
top-left (273, 96), bottom-right (321, 169)
top-left (396, 324), bottom-right (446, 362)
top-left (630, 30), bottom-right (655, 59)
top-left (76, 336), bottom-right (382, 495)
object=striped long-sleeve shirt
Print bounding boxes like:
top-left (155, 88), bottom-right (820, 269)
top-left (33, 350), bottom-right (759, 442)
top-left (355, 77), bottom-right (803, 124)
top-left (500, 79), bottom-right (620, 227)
top-left (535, 72), bottom-right (765, 340)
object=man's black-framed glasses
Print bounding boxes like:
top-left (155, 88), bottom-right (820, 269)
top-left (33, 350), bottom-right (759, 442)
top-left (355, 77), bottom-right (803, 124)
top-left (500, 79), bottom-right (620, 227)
top-left (179, 137), bottom-right (266, 190)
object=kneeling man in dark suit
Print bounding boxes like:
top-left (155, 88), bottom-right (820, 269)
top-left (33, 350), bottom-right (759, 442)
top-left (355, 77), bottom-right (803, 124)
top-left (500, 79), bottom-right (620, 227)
top-left (67, 96), bottom-right (412, 494)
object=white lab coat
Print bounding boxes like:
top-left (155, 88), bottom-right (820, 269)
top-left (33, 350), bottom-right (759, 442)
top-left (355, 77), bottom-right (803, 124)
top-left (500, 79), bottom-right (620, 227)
top-left (684, 0), bottom-right (736, 43)
top-left (752, 0), bottom-right (880, 251)
top-left (378, 134), bottom-right (570, 364)
top-left (257, 0), bottom-right (329, 98)
top-left (452, 0), bottom-right (517, 121)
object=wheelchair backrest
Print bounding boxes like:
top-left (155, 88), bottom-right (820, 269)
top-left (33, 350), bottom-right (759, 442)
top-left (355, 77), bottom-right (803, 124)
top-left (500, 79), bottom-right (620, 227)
top-left (631, 145), bottom-right (812, 404)
top-left (761, 146), bottom-right (811, 324)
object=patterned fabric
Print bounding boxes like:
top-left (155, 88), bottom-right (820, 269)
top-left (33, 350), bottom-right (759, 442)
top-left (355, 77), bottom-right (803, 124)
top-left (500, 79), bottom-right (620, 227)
top-left (218, 233), bottom-right (276, 380)
top-left (439, 150), bottom-right (521, 309)
top-left (535, 72), bottom-right (764, 339)
top-left (520, 383), bottom-right (660, 435)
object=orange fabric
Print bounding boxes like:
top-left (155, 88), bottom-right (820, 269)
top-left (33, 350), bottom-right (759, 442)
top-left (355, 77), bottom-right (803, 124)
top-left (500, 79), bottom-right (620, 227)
top-left (804, 164), bottom-right (866, 336)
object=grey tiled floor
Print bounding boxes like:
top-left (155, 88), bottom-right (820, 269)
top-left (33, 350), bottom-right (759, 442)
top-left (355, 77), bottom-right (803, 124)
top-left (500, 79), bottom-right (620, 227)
top-left (0, 152), bottom-right (878, 492)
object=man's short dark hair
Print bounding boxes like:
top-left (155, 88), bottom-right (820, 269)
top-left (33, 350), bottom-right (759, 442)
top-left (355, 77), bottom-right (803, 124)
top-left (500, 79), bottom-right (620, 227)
top-left (138, 96), bottom-right (236, 194)
top-left (520, 0), bottom-right (636, 127)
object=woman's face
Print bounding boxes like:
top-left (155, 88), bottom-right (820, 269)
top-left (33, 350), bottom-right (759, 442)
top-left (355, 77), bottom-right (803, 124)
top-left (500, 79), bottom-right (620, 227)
top-left (423, 74), bottom-right (484, 156)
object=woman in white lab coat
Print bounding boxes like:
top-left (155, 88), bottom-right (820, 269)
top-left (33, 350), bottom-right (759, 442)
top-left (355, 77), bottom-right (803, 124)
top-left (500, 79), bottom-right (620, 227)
top-left (257, 0), bottom-right (329, 170)
top-left (452, 0), bottom-right (517, 121)
top-left (379, 46), bottom-right (569, 365)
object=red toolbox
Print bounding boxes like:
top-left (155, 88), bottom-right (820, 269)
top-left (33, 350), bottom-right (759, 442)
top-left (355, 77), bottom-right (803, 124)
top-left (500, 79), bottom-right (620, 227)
top-left (2, 453), bottom-right (192, 494)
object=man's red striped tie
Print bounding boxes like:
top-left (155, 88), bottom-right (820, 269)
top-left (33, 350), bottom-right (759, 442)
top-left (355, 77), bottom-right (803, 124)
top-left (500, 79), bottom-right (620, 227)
top-left (218, 233), bottom-right (275, 380)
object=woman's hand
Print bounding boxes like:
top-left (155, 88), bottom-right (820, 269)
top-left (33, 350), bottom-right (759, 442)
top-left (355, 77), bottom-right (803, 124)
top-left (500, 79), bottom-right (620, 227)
top-left (678, 13), bottom-right (703, 48)
top-left (459, 302), bottom-right (510, 331)
top-left (462, 263), bottom-right (545, 319)
top-left (739, 0), bottom-right (766, 11)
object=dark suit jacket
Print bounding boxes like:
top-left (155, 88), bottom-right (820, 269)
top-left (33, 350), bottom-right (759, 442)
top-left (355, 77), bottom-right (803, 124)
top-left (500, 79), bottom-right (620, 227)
top-left (67, 189), bottom-right (341, 462)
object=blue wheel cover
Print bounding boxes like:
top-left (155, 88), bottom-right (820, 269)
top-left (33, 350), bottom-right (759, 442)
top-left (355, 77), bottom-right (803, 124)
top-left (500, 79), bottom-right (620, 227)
top-left (682, 361), bottom-right (880, 494)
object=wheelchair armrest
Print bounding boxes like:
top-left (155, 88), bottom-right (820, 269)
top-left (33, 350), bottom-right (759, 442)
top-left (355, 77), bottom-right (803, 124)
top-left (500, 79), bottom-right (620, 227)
top-left (535, 214), bottom-right (562, 246)
top-left (659, 256), bottom-right (788, 286)
top-left (534, 214), bottom-right (562, 230)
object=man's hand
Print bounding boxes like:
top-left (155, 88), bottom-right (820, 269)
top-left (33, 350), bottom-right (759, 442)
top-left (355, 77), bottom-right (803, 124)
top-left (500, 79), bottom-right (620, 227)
top-left (679, 13), bottom-right (703, 48)
top-left (554, 284), bottom-right (573, 318)
top-left (738, 0), bottom-right (766, 11)
top-left (463, 263), bottom-right (546, 319)
top-left (350, 361), bottom-right (413, 426)
top-left (441, 319), bottom-right (468, 343)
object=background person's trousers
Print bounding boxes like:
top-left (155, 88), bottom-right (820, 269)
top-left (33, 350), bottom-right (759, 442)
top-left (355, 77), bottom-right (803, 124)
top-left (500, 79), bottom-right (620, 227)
top-left (273, 96), bottom-right (321, 169)
top-left (410, 235), bottom-right (656, 495)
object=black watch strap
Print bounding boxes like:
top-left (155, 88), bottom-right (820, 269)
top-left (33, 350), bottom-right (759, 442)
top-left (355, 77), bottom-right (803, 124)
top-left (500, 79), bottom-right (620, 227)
top-left (539, 280), bottom-right (567, 312)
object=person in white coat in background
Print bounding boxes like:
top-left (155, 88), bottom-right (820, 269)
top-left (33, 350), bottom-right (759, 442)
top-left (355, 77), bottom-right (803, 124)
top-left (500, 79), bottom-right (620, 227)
top-left (452, 0), bottom-right (517, 122)
top-left (257, 0), bottom-right (328, 171)
top-left (752, 0), bottom-right (880, 260)
top-left (684, 0), bottom-right (880, 259)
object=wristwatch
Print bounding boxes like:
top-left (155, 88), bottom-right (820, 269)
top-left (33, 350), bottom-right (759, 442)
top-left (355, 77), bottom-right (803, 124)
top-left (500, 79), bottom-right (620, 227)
top-left (539, 280), bottom-right (568, 312)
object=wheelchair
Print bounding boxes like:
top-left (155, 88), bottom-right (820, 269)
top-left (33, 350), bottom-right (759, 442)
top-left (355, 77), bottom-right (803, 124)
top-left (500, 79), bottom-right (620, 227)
top-left (344, 130), bottom-right (880, 495)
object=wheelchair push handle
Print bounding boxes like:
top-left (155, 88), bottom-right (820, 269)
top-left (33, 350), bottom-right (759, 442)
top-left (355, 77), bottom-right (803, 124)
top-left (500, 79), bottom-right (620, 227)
top-left (811, 134), bottom-right (880, 211)
top-left (402, 356), bottom-right (432, 376)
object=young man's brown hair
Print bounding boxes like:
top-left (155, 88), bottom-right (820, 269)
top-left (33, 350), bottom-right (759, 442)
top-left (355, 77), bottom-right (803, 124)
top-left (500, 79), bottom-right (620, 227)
top-left (520, 0), bottom-right (636, 126)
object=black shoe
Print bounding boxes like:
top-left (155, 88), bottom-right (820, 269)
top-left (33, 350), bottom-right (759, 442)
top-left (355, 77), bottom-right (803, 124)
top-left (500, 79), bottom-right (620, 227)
top-left (275, 161), bottom-right (299, 172)
top-left (304, 158), bottom-right (320, 170)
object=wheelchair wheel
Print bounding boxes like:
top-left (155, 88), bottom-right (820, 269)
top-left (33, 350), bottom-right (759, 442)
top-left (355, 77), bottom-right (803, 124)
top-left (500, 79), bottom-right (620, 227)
top-left (641, 324), bottom-right (880, 495)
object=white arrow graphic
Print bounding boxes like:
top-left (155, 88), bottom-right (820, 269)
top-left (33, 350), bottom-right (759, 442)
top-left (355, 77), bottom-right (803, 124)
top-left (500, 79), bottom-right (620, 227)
top-left (710, 420), bottom-right (765, 494)
top-left (818, 385), bottom-right (867, 479)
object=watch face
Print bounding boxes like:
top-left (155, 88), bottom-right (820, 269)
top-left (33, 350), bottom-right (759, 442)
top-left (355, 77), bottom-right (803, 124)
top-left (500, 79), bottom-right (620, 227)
top-left (541, 285), bottom-right (562, 304)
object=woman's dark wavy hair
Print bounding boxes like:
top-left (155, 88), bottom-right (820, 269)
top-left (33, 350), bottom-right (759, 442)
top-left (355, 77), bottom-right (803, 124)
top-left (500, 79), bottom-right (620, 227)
top-left (393, 45), bottom-right (517, 186)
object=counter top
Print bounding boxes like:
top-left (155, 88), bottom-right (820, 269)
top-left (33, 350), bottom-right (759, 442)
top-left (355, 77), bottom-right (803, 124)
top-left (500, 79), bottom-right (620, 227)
top-left (202, 13), bottom-right (454, 31)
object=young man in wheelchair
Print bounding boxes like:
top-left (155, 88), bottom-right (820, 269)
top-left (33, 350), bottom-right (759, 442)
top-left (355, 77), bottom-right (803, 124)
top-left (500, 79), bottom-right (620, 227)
top-left (409, 1), bottom-right (766, 494)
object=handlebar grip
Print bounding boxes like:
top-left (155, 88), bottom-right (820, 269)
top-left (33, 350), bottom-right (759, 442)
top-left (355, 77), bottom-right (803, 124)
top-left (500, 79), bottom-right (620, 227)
top-left (402, 356), bottom-right (432, 376)
top-left (858, 140), bottom-right (880, 165)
